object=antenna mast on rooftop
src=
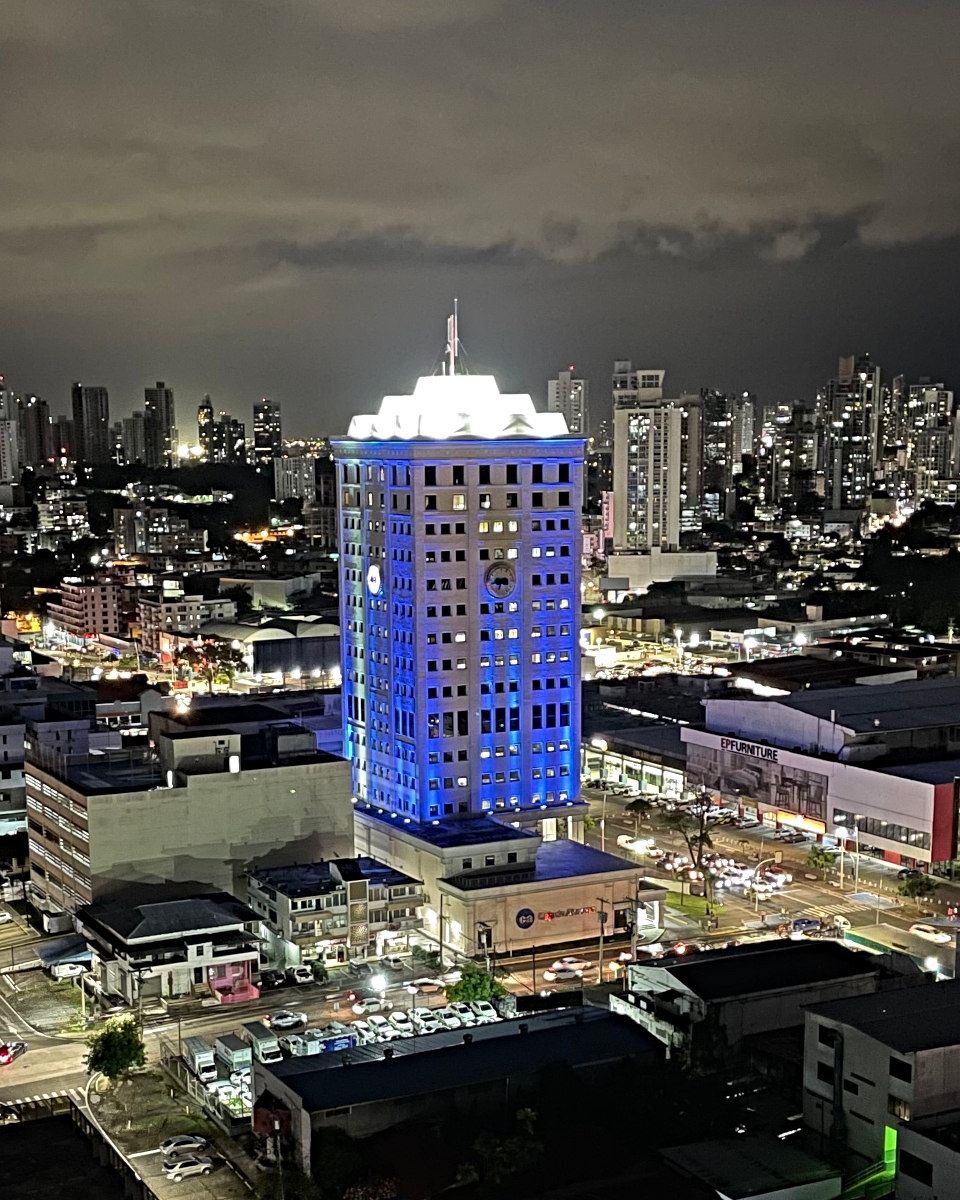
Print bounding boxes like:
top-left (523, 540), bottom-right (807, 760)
top-left (446, 298), bottom-right (459, 376)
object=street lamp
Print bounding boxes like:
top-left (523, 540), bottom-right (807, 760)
top-left (834, 825), bottom-right (860, 892)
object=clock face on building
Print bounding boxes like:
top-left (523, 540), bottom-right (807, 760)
top-left (366, 564), bottom-right (382, 595)
top-left (484, 561), bottom-right (517, 599)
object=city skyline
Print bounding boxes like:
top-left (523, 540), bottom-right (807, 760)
top-left (3, 2), bottom-right (960, 432)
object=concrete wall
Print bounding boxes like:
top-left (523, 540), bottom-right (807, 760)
top-left (896, 1122), bottom-right (960, 1199)
top-left (88, 757), bottom-right (354, 902)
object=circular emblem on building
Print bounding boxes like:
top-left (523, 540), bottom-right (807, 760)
top-left (484, 561), bottom-right (517, 599)
top-left (366, 564), bottom-right (382, 595)
top-left (516, 908), bottom-right (535, 930)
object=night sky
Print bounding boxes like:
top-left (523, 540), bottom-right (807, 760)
top-left (3, 0), bottom-right (960, 437)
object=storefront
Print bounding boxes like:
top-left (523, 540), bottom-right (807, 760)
top-left (582, 726), bottom-right (686, 797)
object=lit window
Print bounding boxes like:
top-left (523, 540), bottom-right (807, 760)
top-left (493, 521), bottom-right (503, 533)
top-left (532, 547), bottom-right (541, 558)
top-left (456, 659), bottom-right (467, 670)
top-left (508, 520), bottom-right (519, 532)
top-left (453, 494), bottom-right (466, 511)
top-left (478, 521), bottom-right (489, 533)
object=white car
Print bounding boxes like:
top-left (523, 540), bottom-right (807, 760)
top-left (410, 1007), bottom-right (440, 1033)
top-left (448, 1001), bottom-right (476, 1026)
top-left (352, 995), bottom-right (392, 1015)
top-left (285, 965), bottom-right (313, 985)
top-left (265, 1009), bottom-right (308, 1030)
top-left (468, 1001), bottom-right (500, 1024)
top-left (350, 1019), bottom-right (378, 1045)
top-left (434, 1006), bottom-right (463, 1030)
top-left (411, 977), bottom-right (445, 994)
top-left (367, 1014), bottom-right (402, 1041)
top-left (380, 955), bottom-right (407, 972)
top-left (162, 1156), bottom-right (213, 1181)
top-left (387, 1011), bottom-right (415, 1037)
top-left (543, 966), bottom-right (583, 983)
top-left (910, 923), bottom-right (953, 945)
top-left (550, 955), bottom-right (592, 973)
top-left (0, 912), bottom-right (13, 925)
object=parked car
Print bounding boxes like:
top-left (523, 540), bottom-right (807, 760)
top-left (265, 1010), bottom-right (308, 1030)
top-left (434, 1006), bottom-right (463, 1030)
top-left (350, 1019), bottom-right (378, 1045)
top-left (387, 1011), bottom-right (415, 1037)
top-left (285, 965), bottom-right (314, 985)
top-left (367, 1014), bottom-right (401, 1041)
top-left (347, 960), bottom-right (374, 978)
top-left (50, 962), bottom-right (84, 979)
top-left (160, 1134), bottom-right (209, 1157)
top-left (258, 970), bottom-right (288, 991)
top-left (898, 868), bottom-right (923, 881)
top-left (380, 955), bottom-right (406, 972)
top-left (410, 1007), bottom-right (440, 1033)
top-left (0, 912), bottom-right (13, 925)
top-left (909, 923), bottom-right (953, 945)
top-left (162, 1155), bottom-right (213, 1182)
top-left (448, 1001), bottom-right (476, 1026)
top-left (469, 1001), bottom-right (500, 1024)
top-left (0, 1041), bottom-right (27, 1066)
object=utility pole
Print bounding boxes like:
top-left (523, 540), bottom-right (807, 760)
top-left (596, 898), bottom-right (608, 985)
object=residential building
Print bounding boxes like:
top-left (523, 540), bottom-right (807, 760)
top-left (210, 411), bottom-right (246, 464)
top-left (682, 676), bottom-right (960, 868)
top-left (113, 507), bottom-right (209, 558)
top-left (0, 707), bottom-right (26, 836)
top-left (16, 394), bottom-right (52, 468)
top-left (119, 411), bottom-right (148, 465)
top-left (143, 380), bottom-right (176, 467)
top-left (254, 399), bottom-right (282, 465)
top-left (274, 455), bottom-right (317, 504)
top-left (611, 364), bottom-right (702, 551)
top-left (247, 857), bottom-right (423, 967)
top-left (35, 493), bottom-right (91, 548)
top-left (46, 577), bottom-right (123, 641)
top-left (547, 367), bottom-right (589, 435)
top-left (803, 980), bottom-right (960, 1164)
top-left (0, 384), bottom-right (18, 484)
top-left (611, 940), bottom-right (899, 1065)
top-left (251, 1007), bottom-right (660, 1162)
top-left (71, 383), bottom-right (111, 466)
top-left (824, 354), bottom-right (881, 509)
top-left (76, 893), bottom-right (261, 1006)
top-left (137, 593), bottom-right (237, 655)
top-left (25, 700), bottom-right (354, 914)
top-left (50, 415), bottom-right (73, 462)
top-left (197, 394), bottom-right (214, 461)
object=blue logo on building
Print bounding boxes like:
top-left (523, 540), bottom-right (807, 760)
top-left (516, 908), bottom-right (536, 930)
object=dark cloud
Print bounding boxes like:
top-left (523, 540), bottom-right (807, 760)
top-left (2, 0), bottom-right (959, 434)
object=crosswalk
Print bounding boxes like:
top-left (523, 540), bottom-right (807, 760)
top-left (789, 897), bottom-right (871, 919)
top-left (0, 1086), bottom-right (86, 1107)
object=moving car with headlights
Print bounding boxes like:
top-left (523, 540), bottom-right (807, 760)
top-left (0, 1041), bottom-right (27, 1065)
top-left (543, 965), bottom-right (583, 983)
top-left (910, 923), bottom-right (953, 944)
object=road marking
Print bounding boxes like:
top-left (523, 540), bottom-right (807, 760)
top-left (128, 1149), bottom-right (161, 1159)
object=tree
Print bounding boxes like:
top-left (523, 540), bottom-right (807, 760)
top-left (445, 963), bottom-right (506, 1003)
top-left (175, 639), bottom-right (246, 691)
top-left (410, 945), bottom-right (442, 974)
top-left (898, 874), bottom-right (939, 910)
top-left (663, 801), bottom-right (721, 897)
top-left (624, 797), bottom-right (654, 837)
top-left (471, 1132), bottom-right (543, 1185)
top-left (806, 845), bottom-right (836, 876)
top-left (85, 1014), bottom-right (145, 1082)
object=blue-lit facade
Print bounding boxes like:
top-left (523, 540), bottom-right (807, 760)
top-left (332, 425), bottom-right (585, 828)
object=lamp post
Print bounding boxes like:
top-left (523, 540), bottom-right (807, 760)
top-left (596, 899), bottom-right (608, 984)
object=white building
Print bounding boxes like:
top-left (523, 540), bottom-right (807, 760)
top-left (274, 455), bottom-right (317, 504)
top-left (137, 592), bottom-right (237, 655)
top-left (804, 981), bottom-right (960, 1166)
top-left (547, 368), bottom-right (589, 435)
top-left (611, 364), bottom-right (702, 551)
top-left (47, 577), bottom-right (123, 641)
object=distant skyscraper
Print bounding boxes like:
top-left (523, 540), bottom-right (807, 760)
top-left (0, 380), bottom-right (19, 484)
top-left (197, 395), bottom-right (214, 461)
top-left (274, 455), bottom-right (316, 503)
top-left (824, 354), bottom-right (880, 509)
top-left (547, 368), bottom-right (588, 435)
top-left (211, 411), bottom-right (246, 464)
top-left (51, 416), bottom-right (74, 462)
top-left (16, 394), bottom-right (51, 468)
top-left (71, 383), bottom-right (111, 466)
top-left (611, 363), bottom-right (701, 550)
top-left (121, 412), bottom-right (148, 465)
top-left (144, 380), bottom-right (176, 467)
top-left (253, 399), bottom-right (282, 466)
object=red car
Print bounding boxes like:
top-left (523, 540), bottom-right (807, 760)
top-left (0, 1041), bottom-right (27, 1065)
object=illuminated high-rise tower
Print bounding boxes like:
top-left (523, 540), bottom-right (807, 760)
top-left (332, 356), bottom-right (584, 829)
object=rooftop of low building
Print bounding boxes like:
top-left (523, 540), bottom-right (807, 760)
top-left (808, 977), bottom-right (960, 1052)
top-left (248, 856), bottom-right (420, 897)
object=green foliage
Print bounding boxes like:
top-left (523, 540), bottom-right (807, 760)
top-left (582, 813), bottom-right (597, 833)
top-left (445, 963), bottom-right (506, 1003)
top-left (175, 639), bottom-right (247, 691)
top-left (410, 945), bottom-right (442, 974)
top-left (310, 961), bottom-right (328, 983)
top-left (806, 845), bottom-right (836, 872)
top-left (471, 1132), bottom-right (543, 1184)
top-left (85, 1014), bottom-right (145, 1081)
top-left (898, 874), bottom-right (939, 908)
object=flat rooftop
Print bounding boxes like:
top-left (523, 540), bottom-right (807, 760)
top-left (261, 1008), bottom-right (659, 1112)
top-left (733, 655), bottom-right (912, 690)
top-left (809, 978), bottom-right (960, 1052)
top-left (249, 856), bottom-right (420, 897)
top-left (779, 675), bottom-right (960, 732)
top-left (355, 805), bottom-right (538, 847)
top-left (593, 723), bottom-right (686, 761)
top-left (661, 1137), bottom-right (838, 1200)
top-left (646, 939), bottom-right (881, 1001)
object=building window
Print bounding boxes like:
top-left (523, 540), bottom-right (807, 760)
top-left (887, 1095), bottom-right (911, 1120)
top-left (889, 1057), bottom-right (912, 1084)
top-left (817, 1026), bottom-right (837, 1047)
top-left (506, 464), bottom-right (518, 484)
top-left (816, 1062), bottom-right (835, 1086)
top-left (899, 1150), bottom-right (933, 1187)
top-left (532, 492), bottom-right (543, 507)
top-left (453, 494), bottom-right (466, 511)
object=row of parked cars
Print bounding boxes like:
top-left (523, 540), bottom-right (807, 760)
top-left (266, 1000), bottom-right (502, 1049)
